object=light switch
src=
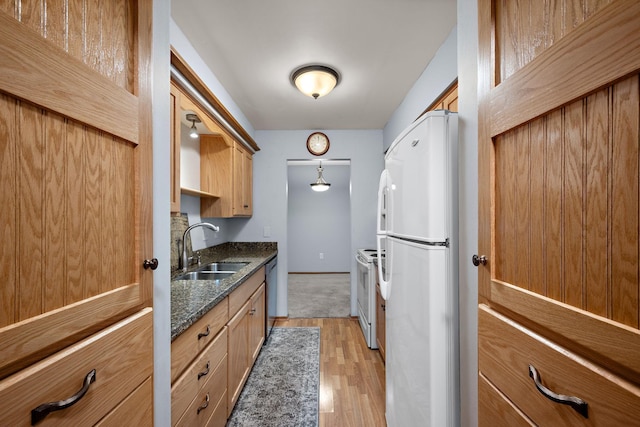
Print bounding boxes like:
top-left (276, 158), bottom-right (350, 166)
top-left (263, 226), bottom-right (271, 238)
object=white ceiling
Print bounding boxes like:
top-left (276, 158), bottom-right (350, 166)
top-left (171, 1), bottom-right (457, 131)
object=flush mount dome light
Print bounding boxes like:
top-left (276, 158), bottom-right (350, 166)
top-left (291, 65), bottom-right (340, 99)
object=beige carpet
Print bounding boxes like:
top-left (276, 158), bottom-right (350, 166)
top-left (288, 273), bottom-right (350, 318)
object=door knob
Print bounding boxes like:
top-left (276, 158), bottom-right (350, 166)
top-left (143, 258), bottom-right (159, 270)
top-left (472, 254), bottom-right (487, 266)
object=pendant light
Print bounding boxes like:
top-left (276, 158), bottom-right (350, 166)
top-left (291, 65), bottom-right (340, 99)
top-left (310, 162), bottom-right (331, 192)
top-left (186, 113), bottom-right (201, 139)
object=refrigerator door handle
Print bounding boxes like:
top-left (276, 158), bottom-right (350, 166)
top-left (377, 169), bottom-right (390, 235)
top-left (376, 235), bottom-right (391, 300)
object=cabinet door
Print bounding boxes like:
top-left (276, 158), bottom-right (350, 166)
top-left (0, 0), bottom-right (153, 379)
top-left (248, 283), bottom-right (265, 363)
top-left (232, 143), bottom-right (252, 216)
top-left (478, 0), bottom-right (640, 420)
top-left (243, 152), bottom-right (253, 215)
top-left (227, 300), bottom-right (250, 414)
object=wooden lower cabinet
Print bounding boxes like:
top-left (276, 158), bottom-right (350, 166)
top-left (0, 309), bottom-right (153, 427)
top-left (478, 373), bottom-right (534, 427)
top-left (171, 267), bottom-right (267, 425)
top-left (228, 282), bottom-right (266, 415)
top-left (172, 327), bottom-right (228, 426)
top-left (97, 377), bottom-right (154, 427)
top-left (227, 299), bottom-right (251, 413)
top-left (479, 305), bottom-right (640, 426)
top-left (171, 298), bottom-right (229, 384)
top-left (248, 284), bottom-right (266, 363)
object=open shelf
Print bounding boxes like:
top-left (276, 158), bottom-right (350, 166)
top-left (181, 187), bottom-right (219, 198)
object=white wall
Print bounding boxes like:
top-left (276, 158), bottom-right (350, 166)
top-left (384, 27), bottom-right (458, 151)
top-left (170, 18), bottom-right (255, 137)
top-left (457, 1), bottom-right (479, 425)
top-left (287, 163), bottom-right (351, 272)
top-left (229, 130), bottom-right (384, 316)
top-left (152, 1), bottom-right (171, 425)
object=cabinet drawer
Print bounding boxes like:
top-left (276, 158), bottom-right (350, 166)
top-left (478, 373), bottom-right (534, 427)
top-left (175, 354), bottom-right (228, 427)
top-left (0, 309), bottom-right (153, 427)
top-left (96, 376), bottom-right (153, 426)
top-left (205, 390), bottom-right (227, 427)
top-left (229, 267), bottom-right (265, 316)
top-left (479, 305), bottom-right (640, 426)
top-left (172, 297), bottom-right (229, 383)
top-left (172, 327), bottom-right (228, 425)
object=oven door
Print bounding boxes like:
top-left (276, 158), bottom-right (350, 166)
top-left (356, 254), bottom-right (371, 324)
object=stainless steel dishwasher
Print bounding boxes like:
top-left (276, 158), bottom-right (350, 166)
top-left (265, 257), bottom-right (277, 340)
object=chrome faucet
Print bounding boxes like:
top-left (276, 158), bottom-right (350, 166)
top-left (180, 222), bottom-right (220, 272)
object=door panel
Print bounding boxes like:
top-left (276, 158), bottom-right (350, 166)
top-left (491, 78), bottom-right (639, 326)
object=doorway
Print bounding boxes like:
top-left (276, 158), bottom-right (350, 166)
top-left (286, 160), bottom-right (351, 317)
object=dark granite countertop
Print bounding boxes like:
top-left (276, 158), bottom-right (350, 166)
top-left (170, 242), bottom-right (277, 341)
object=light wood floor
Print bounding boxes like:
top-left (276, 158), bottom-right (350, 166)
top-left (275, 317), bottom-right (386, 427)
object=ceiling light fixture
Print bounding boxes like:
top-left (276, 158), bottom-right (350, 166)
top-left (186, 113), bottom-right (201, 139)
top-left (310, 162), bottom-right (331, 192)
top-left (291, 65), bottom-right (340, 99)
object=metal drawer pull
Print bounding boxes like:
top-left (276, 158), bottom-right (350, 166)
top-left (31, 369), bottom-right (96, 425)
top-left (198, 361), bottom-right (210, 380)
top-left (198, 325), bottom-right (210, 340)
top-left (528, 365), bottom-right (588, 418)
top-left (197, 393), bottom-right (210, 414)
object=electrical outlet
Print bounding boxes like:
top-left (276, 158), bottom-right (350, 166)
top-left (263, 226), bottom-right (271, 238)
top-left (319, 252), bottom-right (324, 260)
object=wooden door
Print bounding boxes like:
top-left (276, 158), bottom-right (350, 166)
top-left (0, 0), bottom-right (153, 378)
top-left (478, 0), bottom-right (640, 420)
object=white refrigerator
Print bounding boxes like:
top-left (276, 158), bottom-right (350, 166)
top-left (376, 110), bottom-right (459, 427)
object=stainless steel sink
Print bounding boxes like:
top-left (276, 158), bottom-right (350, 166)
top-left (198, 262), bottom-right (248, 272)
top-left (175, 271), bottom-right (235, 281)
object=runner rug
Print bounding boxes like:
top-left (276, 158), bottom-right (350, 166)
top-left (227, 327), bottom-right (320, 427)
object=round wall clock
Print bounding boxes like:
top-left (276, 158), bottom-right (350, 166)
top-left (306, 132), bottom-right (330, 156)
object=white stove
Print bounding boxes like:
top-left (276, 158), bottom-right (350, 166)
top-left (356, 248), bottom-right (378, 349)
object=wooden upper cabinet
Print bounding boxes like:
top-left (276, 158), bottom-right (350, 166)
top-left (200, 136), bottom-right (253, 218)
top-left (169, 49), bottom-right (259, 217)
top-left (0, 0), bottom-right (153, 378)
top-left (233, 143), bottom-right (253, 217)
top-left (422, 82), bottom-right (458, 118)
top-left (170, 80), bottom-right (254, 217)
top-left (429, 83), bottom-right (458, 113)
top-left (478, 0), bottom-right (640, 422)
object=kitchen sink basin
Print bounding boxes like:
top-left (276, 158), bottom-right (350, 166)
top-left (198, 262), bottom-right (249, 272)
top-left (175, 271), bottom-right (235, 281)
